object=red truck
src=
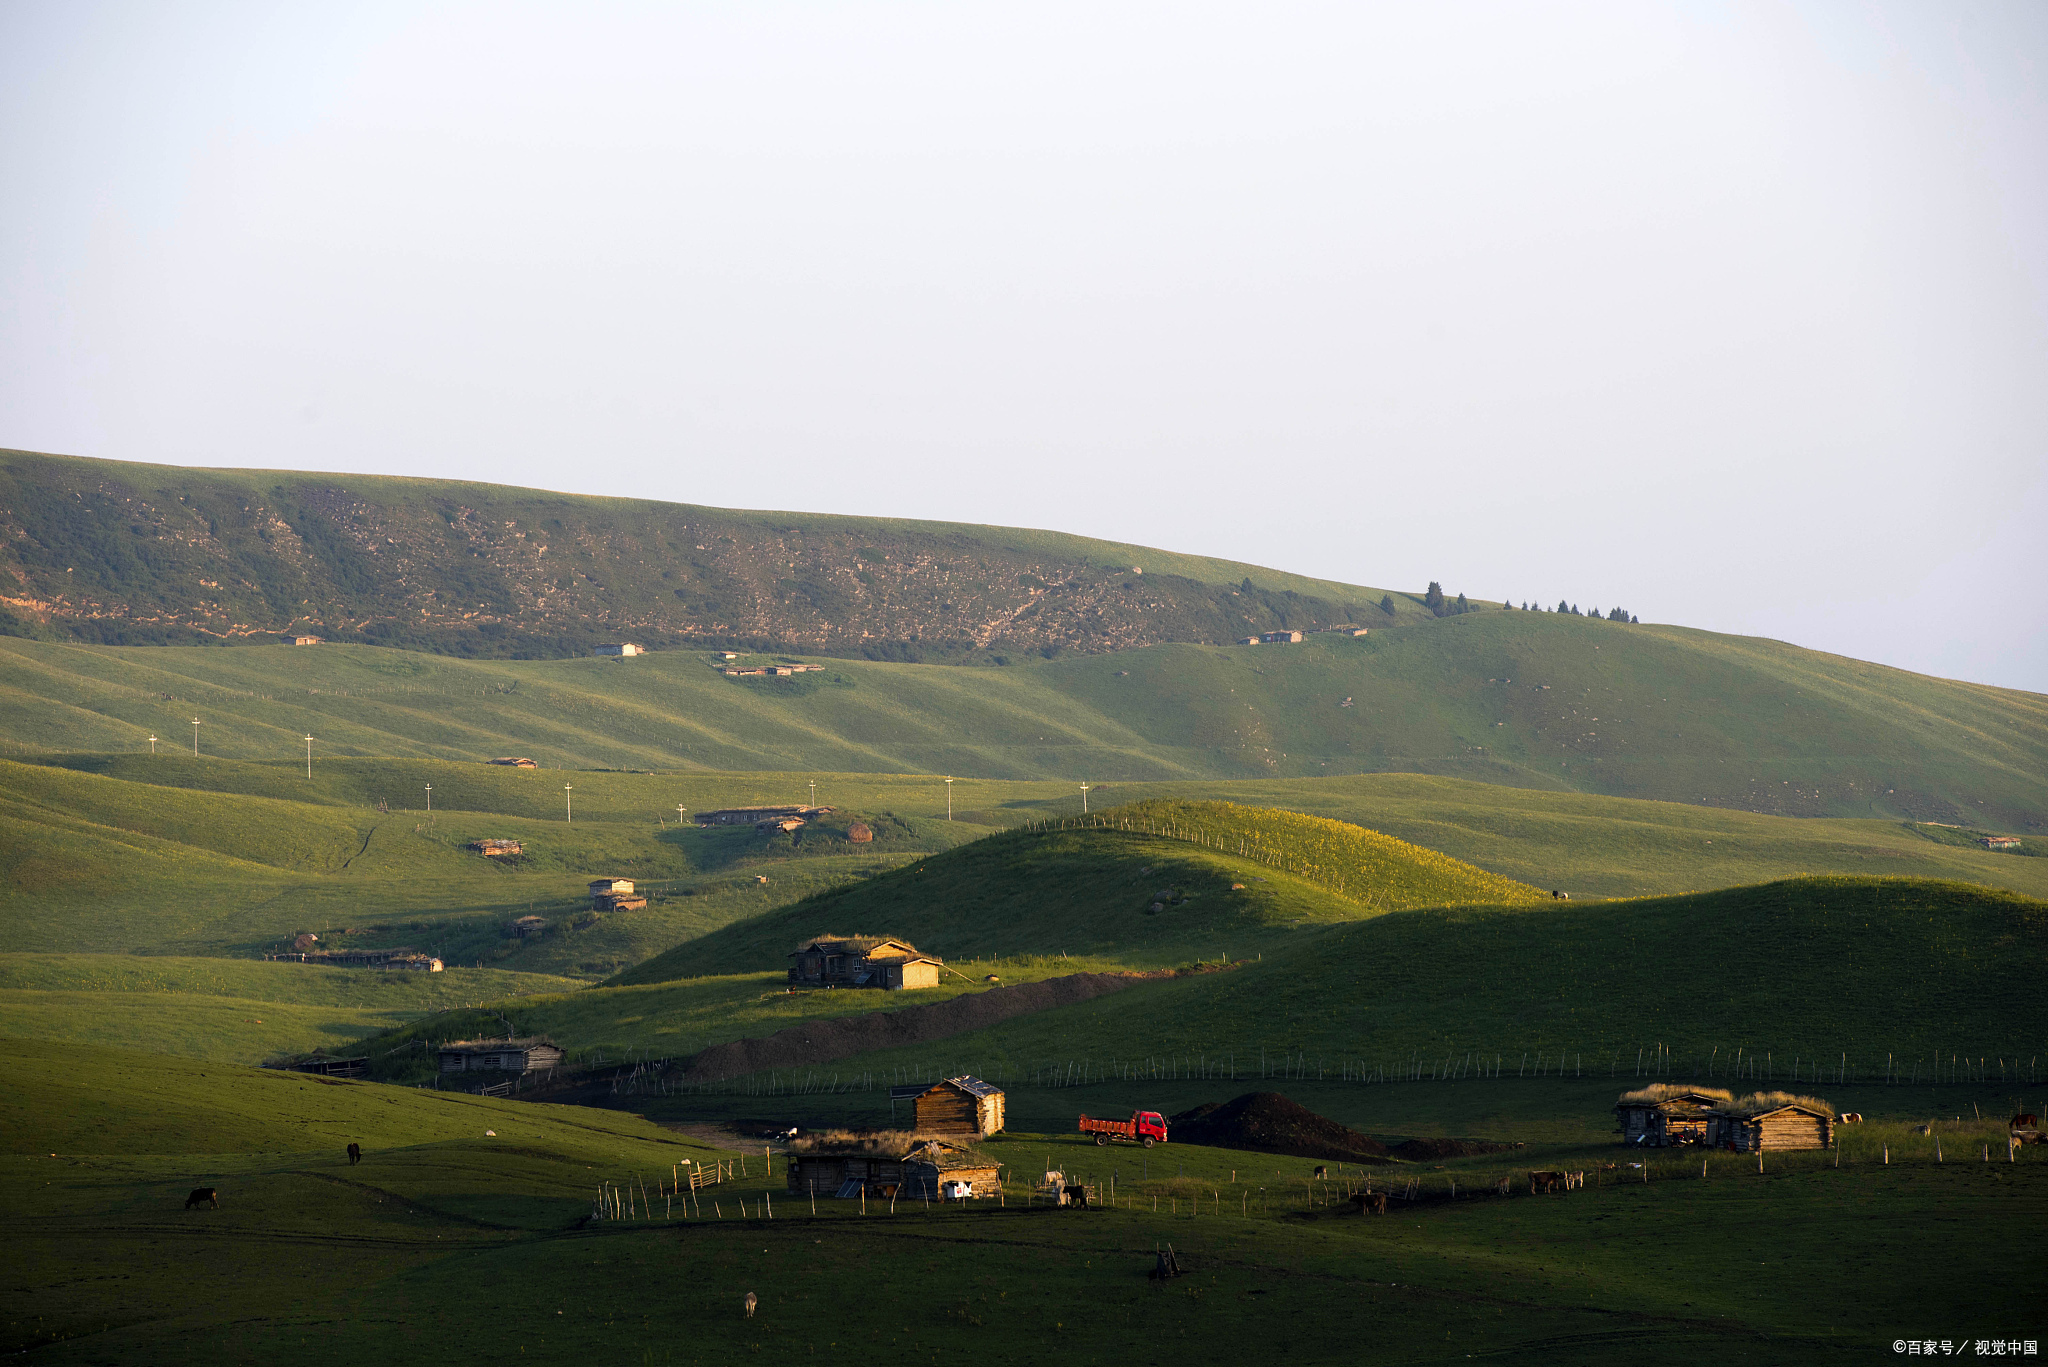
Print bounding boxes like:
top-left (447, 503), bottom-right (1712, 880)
top-left (1078, 1110), bottom-right (1168, 1147)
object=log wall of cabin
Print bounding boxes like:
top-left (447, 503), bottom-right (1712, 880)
top-left (915, 1092), bottom-right (979, 1133)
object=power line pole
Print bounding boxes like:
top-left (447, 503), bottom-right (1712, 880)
top-left (1079, 782), bottom-right (1091, 814)
top-left (424, 785), bottom-right (432, 820)
top-left (147, 735), bottom-right (158, 755)
top-left (191, 718), bottom-right (201, 756)
top-left (564, 784), bottom-right (573, 823)
top-left (944, 777), bottom-right (955, 820)
top-left (304, 734), bottom-right (316, 780)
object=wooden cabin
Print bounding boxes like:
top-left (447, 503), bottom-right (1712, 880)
top-left (437, 1037), bottom-right (565, 1074)
top-left (290, 635), bottom-right (323, 646)
top-left (788, 936), bottom-right (943, 990)
top-left (911, 1076), bottom-right (1006, 1136)
top-left (486, 757), bottom-right (539, 768)
top-left (1711, 1098), bottom-right (1836, 1151)
top-left (589, 878), bottom-right (635, 895)
top-left (592, 642), bottom-right (643, 657)
top-left (784, 1135), bottom-right (1001, 1200)
top-left (1613, 1085), bottom-right (1733, 1146)
top-left (1260, 630), bottom-right (1305, 644)
top-left (470, 838), bottom-right (524, 857)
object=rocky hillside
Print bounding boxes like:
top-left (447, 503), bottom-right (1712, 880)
top-left (1, 450), bottom-right (1420, 660)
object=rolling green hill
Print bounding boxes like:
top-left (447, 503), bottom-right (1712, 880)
top-left (4, 613), bottom-right (2042, 826)
top-left (657, 875), bottom-right (2048, 1086)
top-left (0, 448), bottom-right (1404, 658)
top-left (615, 800), bottom-right (1544, 985)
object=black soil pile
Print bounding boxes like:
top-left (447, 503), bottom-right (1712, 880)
top-left (1167, 1092), bottom-right (1392, 1165)
top-left (685, 972), bottom-right (1141, 1080)
top-left (1389, 1136), bottom-right (1516, 1161)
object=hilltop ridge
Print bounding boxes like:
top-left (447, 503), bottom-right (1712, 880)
top-left (1, 449), bottom-right (1424, 659)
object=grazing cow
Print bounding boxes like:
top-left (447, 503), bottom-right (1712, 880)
top-left (1312, 1166), bottom-right (1329, 1180)
top-left (743, 1292), bottom-right (757, 1319)
top-left (1917, 1123), bottom-right (1934, 1136)
top-left (1529, 1170), bottom-right (1564, 1194)
top-left (2011, 1114), bottom-right (2039, 1131)
top-left (1563, 1171), bottom-right (1585, 1190)
top-left (1493, 1176), bottom-right (1512, 1196)
top-left (185, 1188), bottom-right (218, 1210)
top-left (1838, 1113), bottom-right (1862, 1125)
top-left (1350, 1191), bottom-right (1387, 1216)
top-left (346, 1142), bottom-right (362, 1165)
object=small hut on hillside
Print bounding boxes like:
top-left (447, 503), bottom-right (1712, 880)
top-left (437, 1037), bottom-right (565, 1074)
top-left (783, 1133), bottom-right (1001, 1200)
top-left (1613, 1085), bottom-right (1733, 1146)
top-left (909, 1076), bottom-right (1006, 1136)
top-left (1710, 1093), bottom-right (1836, 1151)
top-left (787, 936), bottom-right (943, 990)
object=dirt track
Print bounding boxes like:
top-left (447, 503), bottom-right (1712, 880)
top-left (684, 972), bottom-right (1147, 1079)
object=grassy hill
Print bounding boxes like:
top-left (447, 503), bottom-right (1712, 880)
top-left (4, 614), bottom-right (2042, 827)
top-left (640, 875), bottom-right (2048, 1090)
top-left (616, 799), bottom-right (1544, 985)
top-left (1, 448), bottom-right (1404, 659)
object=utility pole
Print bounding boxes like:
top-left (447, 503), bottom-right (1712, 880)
top-left (676, 804), bottom-right (687, 828)
top-left (564, 784), bottom-right (573, 823)
top-left (147, 735), bottom-right (158, 755)
top-left (304, 735), bottom-right (316, 780)
top-left (424, 785), bottom-right (432, 819)
top-left (191, 718), bottom-right (201, 756)
top-left (1079, 782), bottom-right (1091, 814)
top-left (808, 779), bottom-right (817, 808)
top-left (944, 777), bottom-right (955, 820)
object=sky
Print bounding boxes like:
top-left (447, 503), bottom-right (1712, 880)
top-left (2, 1), bottom-right (2043, 690)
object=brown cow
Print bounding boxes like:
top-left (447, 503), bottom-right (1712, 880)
top-left (1350, 1191), bottom-right (1387, 1216)
top-left (743, 1292), bottom-right (757, 1319)
top-left (1529, 1170), bottom-right (1564, 1194)
top-left (184, 1188), bottom-right (218, 1209)
top-left (346, 1143), bottom-right (362, 1165)
top-left (1838, 1113), bottom-right (1863, 1125)
top-left (1563, 1171), bottom-right (1585, 1190)
top-left (2011, 1114), bottom-right (2040, 1131)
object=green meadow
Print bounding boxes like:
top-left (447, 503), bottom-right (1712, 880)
top-left (5, 1040), bottom-right (2041, 1364)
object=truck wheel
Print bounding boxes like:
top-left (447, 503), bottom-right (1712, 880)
top-left (1094, 1134), bottom-right (1107, 1146)
top-left (1142, 1137), bottom-right (1155, 1148)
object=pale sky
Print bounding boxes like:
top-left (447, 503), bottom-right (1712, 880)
top-left (3, 1), bottom-right (2043, 690)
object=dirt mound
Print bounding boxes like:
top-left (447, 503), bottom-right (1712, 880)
top-left (1389, 1136), bottom-right (1515, 1161)
top-left (684, 972), bottom-right (1141, 1080)
top-left (1167, 1092), bottom-right (1392, 1165)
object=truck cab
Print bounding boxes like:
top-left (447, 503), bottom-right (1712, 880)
top-left (1135, 1112), bottom-right (1168, 1143)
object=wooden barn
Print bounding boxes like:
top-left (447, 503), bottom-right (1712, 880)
top-left (1711, 1094), bottom-right (1836, 1151)
top-left (784, 1134), bottom-right (1002, 1200)
top-left (1613, 1085), bottom-right (1733, 1146)
top-left (470, 838), bottom-right (523, 857)
top-left (486, 757), bottom-right (539, 768)
top-left (437, 1037), bottom-right (565, 1074)
top-left (910, 1076), bottom-right (1006, 1136)
top-left (787, 936), bottom-right (943, 990)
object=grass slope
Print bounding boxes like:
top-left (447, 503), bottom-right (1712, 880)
top-left (715, 876), bottom-right (2048, 1085)
top-left (5, 1040), bottom-right (2038, 1363)
top-left (4, 619), bottom-right (2042, 826)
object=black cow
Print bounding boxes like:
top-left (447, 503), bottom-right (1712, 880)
top-left (1350, 1191), bottom-right (1387, 1216)
top-left (185, 1188), bottom-right (218, 1209)
top-left (347, 1143), bottom-right (362, 1165)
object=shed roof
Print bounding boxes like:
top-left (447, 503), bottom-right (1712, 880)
top-left (924, 1075), bottom-right (1003, 1101)
top-left (437, 1036), bottom-right (561, 1055)
top-left (1614, 1084), bottom-right (1733, 1109)
top-left (787, 1131), bottom-right (974, 1160)
top-left (1716, 1090), bottom-right (1836, 1118)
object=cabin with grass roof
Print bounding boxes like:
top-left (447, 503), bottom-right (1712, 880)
top-left (783, 1133), bottom-right (1001, 1200)
top-left (788, 935), bottom-right (943, 990)
top-left (437, 1036), bottom-right (565, 1074)
top-left (1710, 1093), bottom-right (1836, 1151)
top-left (1613, 1085), bottom-right (1733, 1145)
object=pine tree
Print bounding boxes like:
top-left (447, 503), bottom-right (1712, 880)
top-left (1424, 581), bottom-right (1446, 615)
top-left (1380, 593), bottom-right (1396, 615)
top-left (1455, 592), bottom-right (1470, 614)
top-left (1557, 599), bottom-right (1570, 614)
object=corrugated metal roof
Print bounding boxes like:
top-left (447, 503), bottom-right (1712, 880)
top-left (944, 1075), bottom-right (1003, 1100)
